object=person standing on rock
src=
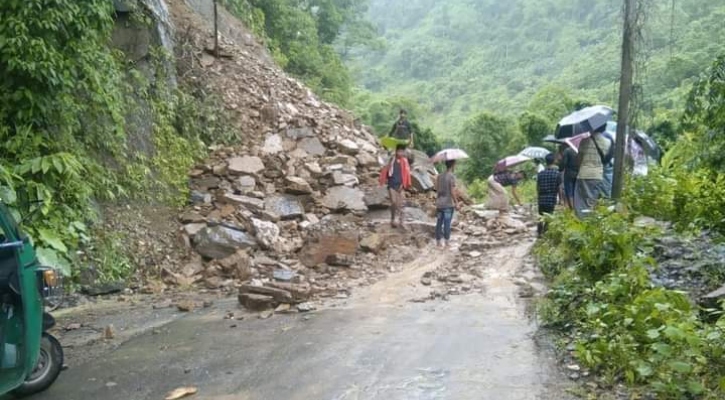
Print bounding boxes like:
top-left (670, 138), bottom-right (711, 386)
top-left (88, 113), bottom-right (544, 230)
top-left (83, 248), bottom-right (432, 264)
top-left (379, 145), bottom-right (412, 229)
top-left (435, 160), bottom-right (458, 247)
top-left (486, 170), bottom-right (525, 214)
top-left (536, 153), bottom-right (561, 237)
top-left (389, 109), bottom-right (414, 148)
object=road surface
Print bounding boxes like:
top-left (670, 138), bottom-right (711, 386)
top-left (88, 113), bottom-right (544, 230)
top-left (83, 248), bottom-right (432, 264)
top-left (30, 242), bottom-right (573, 400)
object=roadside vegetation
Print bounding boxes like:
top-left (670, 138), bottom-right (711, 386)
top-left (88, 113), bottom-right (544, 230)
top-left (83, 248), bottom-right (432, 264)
top-left (535, 55), bottom-right (725, 399)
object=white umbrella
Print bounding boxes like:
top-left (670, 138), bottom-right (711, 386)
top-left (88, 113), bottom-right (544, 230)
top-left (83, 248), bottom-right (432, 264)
top-left (518, 146), bottom-right (551, 159)
top-left (431, 148), bottom-right (470, 163)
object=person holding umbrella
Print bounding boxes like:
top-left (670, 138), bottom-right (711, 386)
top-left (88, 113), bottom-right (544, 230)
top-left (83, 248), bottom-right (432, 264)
top-left (435, 159), bottom-right (458, 248)
top-left (574, 123), bottom-right (612, 218)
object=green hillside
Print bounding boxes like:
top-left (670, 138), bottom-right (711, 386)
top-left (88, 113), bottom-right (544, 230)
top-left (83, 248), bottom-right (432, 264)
top-left (348, 0), bottom-right (725, 135)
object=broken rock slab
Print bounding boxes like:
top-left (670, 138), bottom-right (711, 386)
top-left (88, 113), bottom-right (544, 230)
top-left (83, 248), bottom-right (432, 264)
top-left (326, 253), bottom-right (355, 267)
top-left (238, 293), bottom-right (276, 311)
top-left (265, 195), bottom-right (304, 220)
top-left (193, 225), bottom-right (257, 259)
top-left (239, 284), bottom-right (294, 303)
top-left (284, 176), bottom-right (313, 195)
top-left (262, 133), bottom-right (284, 154)
top-left (322, 186), bottom-right (367, 213)
top-left (360, 233), bottom-right (384, 254)
top-left (223, 194), bottom-right (264, 211)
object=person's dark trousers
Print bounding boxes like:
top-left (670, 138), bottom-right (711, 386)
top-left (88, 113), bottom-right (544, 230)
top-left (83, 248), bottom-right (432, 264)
top-left (537, 204), bottom-right (555, 237)
top-left (435, 207), bottom-right (455, 241)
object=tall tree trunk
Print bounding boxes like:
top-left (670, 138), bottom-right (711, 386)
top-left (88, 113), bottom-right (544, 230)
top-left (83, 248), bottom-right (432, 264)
top-left (612, 0), bottom-right (636, 200)
top-left (213, 0), bottom-right (219, 57)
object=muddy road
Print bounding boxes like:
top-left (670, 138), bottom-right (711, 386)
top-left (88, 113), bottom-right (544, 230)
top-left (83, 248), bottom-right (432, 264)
top-left (28, 241), bottom-right (573, 400)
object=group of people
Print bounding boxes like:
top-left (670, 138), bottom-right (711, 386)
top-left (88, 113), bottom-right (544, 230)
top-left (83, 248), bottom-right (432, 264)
top-left (483, 121), bottom-right (616, 235)
top-left (378, 111), bottom-right (616, 246)
top-left (379, 110), bottom-right (458, 247)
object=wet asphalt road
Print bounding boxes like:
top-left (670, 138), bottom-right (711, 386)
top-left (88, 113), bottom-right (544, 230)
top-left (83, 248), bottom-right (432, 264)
top-left (30, 244), bottom-right (573, 400)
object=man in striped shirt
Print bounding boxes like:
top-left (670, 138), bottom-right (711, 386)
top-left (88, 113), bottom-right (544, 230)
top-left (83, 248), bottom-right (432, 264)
top-left (537, 153), bottom-right (561, 236)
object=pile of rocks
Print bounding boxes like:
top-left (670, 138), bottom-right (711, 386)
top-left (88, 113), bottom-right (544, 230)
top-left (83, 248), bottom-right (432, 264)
top-left (165, 4), bottom-right (442, 310)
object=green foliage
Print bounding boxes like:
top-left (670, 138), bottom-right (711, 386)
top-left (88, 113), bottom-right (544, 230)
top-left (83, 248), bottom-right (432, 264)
top-left (458, 112), bottom-right (525, 182)
top-left (223, 0), bottom-right (378, 105)
top-left (519, 111), bottom-right (552, 145)
top-left (0, 3), bottom-right (227, 281)
top-left (536, 211), bottom-right (725, 398)
top-left (683, 54), bottom-right (725, 170)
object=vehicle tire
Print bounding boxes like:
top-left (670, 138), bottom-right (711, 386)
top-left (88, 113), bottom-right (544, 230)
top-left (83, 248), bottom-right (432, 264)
top-left (12, 334), bottom-right (63, 397)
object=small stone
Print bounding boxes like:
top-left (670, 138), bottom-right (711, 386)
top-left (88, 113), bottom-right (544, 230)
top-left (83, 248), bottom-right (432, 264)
top-left (103, 324), bottom-right (115, 340)
top-left (265, 195), bottom-right (304, 220)
top-left (65, 323), bottom-right (81, 331)
top-left (468, 251), bottom-right (482, 258)
top-left (251, 218), bottom-right (280, 249)
top-left (274, 303), bottom-right (292, 313)
top-left (297, 302), bottom-right (316, 312)
top-left (420, 277), bottom-right (432, 286)
top-left (177, 300), bottom-right (196, 312)
top-left (259, 310), bottom-right (274, 319)
top-left (325, 253), bottom-right (355, 267)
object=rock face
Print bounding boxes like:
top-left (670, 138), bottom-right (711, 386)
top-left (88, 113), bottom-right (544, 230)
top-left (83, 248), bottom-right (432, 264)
top-left (193, 226), bottom-right (257, 259)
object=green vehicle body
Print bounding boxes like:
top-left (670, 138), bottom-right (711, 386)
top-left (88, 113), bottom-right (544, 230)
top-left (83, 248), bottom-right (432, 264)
top-left (0, 201), bottom-right (60, 395)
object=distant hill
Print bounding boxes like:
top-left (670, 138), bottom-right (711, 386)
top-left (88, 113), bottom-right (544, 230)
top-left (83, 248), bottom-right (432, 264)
top-left (347, 0), bottom-right (725, 134)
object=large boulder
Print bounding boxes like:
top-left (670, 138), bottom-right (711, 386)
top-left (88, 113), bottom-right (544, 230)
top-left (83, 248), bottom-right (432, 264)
top-left (322, 186), bottom-right (367, 212)
top-left (265, 195), bottom-right (304, 220)
top-left (228, 156), bottom-right (265, 176)
top-left (193, 225), bottom-right (257, 259)
top-left (411, 169), bottom-right (435, 192)
top-left (299, 233), bottom-right (359, 267)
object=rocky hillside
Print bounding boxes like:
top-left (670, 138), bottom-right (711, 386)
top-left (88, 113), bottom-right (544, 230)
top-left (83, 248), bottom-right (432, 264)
top-left (143, 0), bottom-right (449, 309)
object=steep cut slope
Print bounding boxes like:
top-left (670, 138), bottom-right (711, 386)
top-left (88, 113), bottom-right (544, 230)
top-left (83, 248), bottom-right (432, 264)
top-left (161, 0), bottom-right (444, 305)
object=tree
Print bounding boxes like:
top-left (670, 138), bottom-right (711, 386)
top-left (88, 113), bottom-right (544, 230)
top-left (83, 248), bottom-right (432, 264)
top-left (518, 111), bottom-right (552, 145)
top-left (458, 112), bottom-right (525, 182)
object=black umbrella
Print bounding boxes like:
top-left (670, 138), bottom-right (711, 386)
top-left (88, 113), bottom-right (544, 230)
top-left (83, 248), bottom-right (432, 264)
top-left (555, 105), bottom-right (614, 139)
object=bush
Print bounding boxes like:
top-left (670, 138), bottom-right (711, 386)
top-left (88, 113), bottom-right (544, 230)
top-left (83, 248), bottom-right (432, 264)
top-left (535, 210), bottom-right (725, 398)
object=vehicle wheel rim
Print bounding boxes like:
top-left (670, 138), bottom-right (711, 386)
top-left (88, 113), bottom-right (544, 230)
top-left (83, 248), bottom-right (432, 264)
top-left (26, 347), bottom-right (51, 384)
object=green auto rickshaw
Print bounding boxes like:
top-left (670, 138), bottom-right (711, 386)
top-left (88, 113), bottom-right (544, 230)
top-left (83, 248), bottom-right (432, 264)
top-left (0, 201), bottom-right (63, 397)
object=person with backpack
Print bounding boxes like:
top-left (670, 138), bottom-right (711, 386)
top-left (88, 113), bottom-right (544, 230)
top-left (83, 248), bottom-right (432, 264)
top-left (574, 123), bottom-right (612, 218)
top-left (389, 109), bottom-right (414, 147)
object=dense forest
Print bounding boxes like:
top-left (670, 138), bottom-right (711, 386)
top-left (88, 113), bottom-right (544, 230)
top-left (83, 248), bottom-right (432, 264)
top-left (349, 0), bottom-right (725, 137)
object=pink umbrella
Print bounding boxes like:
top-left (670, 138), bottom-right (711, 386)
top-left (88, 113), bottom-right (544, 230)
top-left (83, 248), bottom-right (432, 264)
top-left (430, 148), bottom-right (470, 163)
top-left (494, 155), bottom-right (531, 172)
top-left (563, 132), bottom-right (591, 152)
